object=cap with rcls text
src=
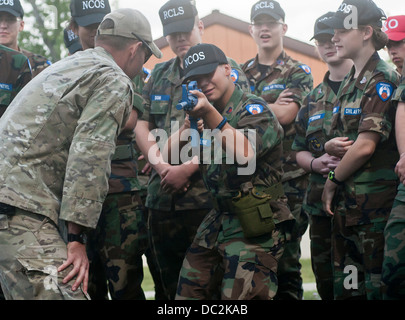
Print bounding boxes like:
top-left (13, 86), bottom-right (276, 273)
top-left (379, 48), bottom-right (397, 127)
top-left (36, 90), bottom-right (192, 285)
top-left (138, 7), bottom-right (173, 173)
top-left (70, 0), bottom-right (111, 27)
top-left (97, 8), bottom-right (162, 59)
top-left (183, 43), bottom-right (228, 83)
top-left (311, 12), bottom-right (335, 40)
top-left (159, 0), bottom-right (198, 37)
top-left (251, 1), bottom-right (285, 22)
top-left (0, 0), bottom-right (24, 18)
top-left (320, 0), bottom-right (386, 30)
top-left (384, 16), bottom-right (405, 41)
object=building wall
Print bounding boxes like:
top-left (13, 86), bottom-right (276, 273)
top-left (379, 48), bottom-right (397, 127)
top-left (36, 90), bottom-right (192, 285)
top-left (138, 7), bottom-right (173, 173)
top-left (144, 23), bottom-right (328, 87)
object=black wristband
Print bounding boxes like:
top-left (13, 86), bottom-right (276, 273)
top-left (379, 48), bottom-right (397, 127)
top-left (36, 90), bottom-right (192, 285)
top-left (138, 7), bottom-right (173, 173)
top-left (216, 117), bottom-right (228, 131)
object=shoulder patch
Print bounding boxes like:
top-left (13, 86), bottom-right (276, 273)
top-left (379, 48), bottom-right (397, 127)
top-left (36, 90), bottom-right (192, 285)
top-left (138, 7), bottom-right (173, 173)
top-left (231, 69), bottom-right (239, 83)
top-left (300, 65), bottom-right (312, 75)
top-left (246, 104), bottom-right (264, 115)
top-left (376, 82), bottom-right (394, 102)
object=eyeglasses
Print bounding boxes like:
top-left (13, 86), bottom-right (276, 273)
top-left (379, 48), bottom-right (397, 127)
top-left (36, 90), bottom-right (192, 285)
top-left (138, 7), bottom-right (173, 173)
top-left (251, 20), bottom-right (284, 29)
top-left (131, 32), bottom-right (153, 63)
top-left (387, 39), bottom-right (405, 50)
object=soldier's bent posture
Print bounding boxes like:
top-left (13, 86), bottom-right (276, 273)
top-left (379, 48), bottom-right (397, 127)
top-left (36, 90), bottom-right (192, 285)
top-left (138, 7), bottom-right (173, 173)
top-left (0, 9), bottom-right (161, 300)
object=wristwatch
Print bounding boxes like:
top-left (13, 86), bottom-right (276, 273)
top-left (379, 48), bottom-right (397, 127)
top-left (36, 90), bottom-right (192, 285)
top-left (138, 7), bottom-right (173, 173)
top-left (328, 170), bottom-right (344, 186)
top-left (67, 233), bottom-right (87, 245)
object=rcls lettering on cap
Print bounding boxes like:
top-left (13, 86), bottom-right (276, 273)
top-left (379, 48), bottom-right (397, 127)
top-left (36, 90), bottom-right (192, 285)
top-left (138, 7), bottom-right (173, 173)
top-left (159, 0), bottom-right (198, 37)
top-left (251, 0), bottom-right (285, 22)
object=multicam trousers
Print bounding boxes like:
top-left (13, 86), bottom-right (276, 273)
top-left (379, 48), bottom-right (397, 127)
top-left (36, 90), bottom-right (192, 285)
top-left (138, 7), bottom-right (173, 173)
top-left (0, 208), bottom-right (88, 300)
top-left (175, 209), bottom-right (286, 300)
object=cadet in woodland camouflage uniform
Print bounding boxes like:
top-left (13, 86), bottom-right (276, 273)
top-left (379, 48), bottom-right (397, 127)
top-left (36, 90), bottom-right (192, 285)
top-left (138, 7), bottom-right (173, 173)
top-left (321, 0), bottom-right (400, 300)
top-left (242, 0), bottom-right (313, 300)
top-left (293, 13), bottom-right (353, 300)
top-left (164, 43), bottom-right (293, 300)
top-left (134, 0), bottom-right (250, 300)
top-left (0, 8), bottom-right (161, 300)
top-left (0, 0), bottom-right (51, 77)
top-left (382, 60), bottom-right (405, 300)
top-left (0, 44), bottom-right (31, 117)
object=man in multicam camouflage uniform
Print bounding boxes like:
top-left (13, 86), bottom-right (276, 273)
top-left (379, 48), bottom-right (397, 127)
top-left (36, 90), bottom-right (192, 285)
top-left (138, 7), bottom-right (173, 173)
top-left (0, 8), bottom-right (161, 300)
top-left (293, 12), bottom-right (354, 300)
top-left (382, 60), bottom-right (405, 300)
top-left (0, 0), bottom-right (51, 77)
top-left (164, 43), bottom-right (293, 300)
top-left (242, 0), bottom-right (313, 300)
top-left (134, 0), bottom-right (250, 300)
top-left (0, 44), bottom-right (31, 117)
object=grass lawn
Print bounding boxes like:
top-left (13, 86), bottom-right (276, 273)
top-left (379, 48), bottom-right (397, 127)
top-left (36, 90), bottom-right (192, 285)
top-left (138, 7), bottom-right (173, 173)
top-left (141, 258), bottom-right (321, 300)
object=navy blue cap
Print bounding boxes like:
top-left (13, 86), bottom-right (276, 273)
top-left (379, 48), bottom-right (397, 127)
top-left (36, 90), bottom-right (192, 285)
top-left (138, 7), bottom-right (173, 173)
top-left (70, 0), bottom-right (111, 27)
top-left (0, 0), bottom-right (24, 18)
top-left (311, 12), bottom-right (335, 40)
top-left (321, 0), bottom-right (386, 29)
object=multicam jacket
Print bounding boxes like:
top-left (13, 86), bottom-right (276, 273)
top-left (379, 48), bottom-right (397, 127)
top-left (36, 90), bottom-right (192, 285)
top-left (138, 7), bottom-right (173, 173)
top-left (242, 51), bottom-right (313, 182)
top-left (326, 52), bottom-right (399, 226)
top-left (0, 44), bottom-right (32, 116)
top-left (141, 57), bottom-right (250, 211)
top-left (0, 47), bottom-right (136, 229)
top-left (200, 85), bottom-right (293, 225)
top-left (293, 71), bottom-right (341, 217)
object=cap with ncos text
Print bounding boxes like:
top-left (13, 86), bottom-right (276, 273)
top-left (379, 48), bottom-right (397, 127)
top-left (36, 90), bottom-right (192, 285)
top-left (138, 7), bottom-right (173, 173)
top-left (320, 0), bottom-right (386, 30)
top-left (159, 0), bottom-right (198, 37)
top-left (183, 43), bottom-right (228, 83)
top-left (97, 8), bottom-right (163, 59)
top-left (0, 0), bottom-right (24, 18)
top-left (70, 0), bottom-right (111, 27)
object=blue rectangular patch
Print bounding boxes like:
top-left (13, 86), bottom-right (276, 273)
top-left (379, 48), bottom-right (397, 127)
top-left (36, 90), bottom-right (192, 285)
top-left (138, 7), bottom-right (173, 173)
top-left (262, 84), bottom-right (286, 92)
top-left (0, 83), bottom-right (12, 91)
top-left (151, 95), bottom-right (170, 101)
top-left (344, 108), bottom-right (361, 116)
top-left (308, 113), bottom-right (325, 124)
top-left (333, 106), bottom-right (340, 114)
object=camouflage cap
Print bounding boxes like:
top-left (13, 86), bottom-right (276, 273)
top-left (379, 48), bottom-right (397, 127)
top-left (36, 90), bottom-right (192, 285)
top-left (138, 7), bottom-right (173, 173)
top-left (0, 0), bottom-right (24, 18)
top-left (97, 8), bottom-right (162, 59)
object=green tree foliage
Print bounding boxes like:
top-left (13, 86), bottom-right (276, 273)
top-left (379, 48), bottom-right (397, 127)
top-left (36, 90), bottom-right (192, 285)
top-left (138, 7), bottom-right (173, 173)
top-left (19, 0), bottom-right (71, 62)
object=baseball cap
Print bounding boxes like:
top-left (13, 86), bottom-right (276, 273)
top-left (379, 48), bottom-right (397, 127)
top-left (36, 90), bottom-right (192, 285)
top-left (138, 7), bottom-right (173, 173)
top-left (183, 43), bottom-right (228, 83)
top-left (159, 0), bottom-right (198, 37)
top-left (70, 0), bottom-right (111, 27)
top-left (251, 1), bottom-right (285, 22)
top-left (0, 0), bottom-right (24, 18)
top-left (321, 0), bottom-right (386, 30)
top-left (97, 9), bottom-right (162, 59)
top-left (64, 27), bottom-right (83, 55)
top-left (384, 16), bottom-right (405, 41)
top-left (311, 12), bottom-right (335, 41)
